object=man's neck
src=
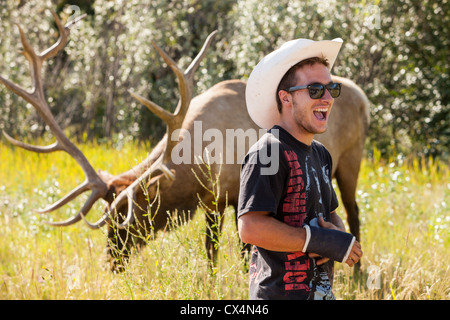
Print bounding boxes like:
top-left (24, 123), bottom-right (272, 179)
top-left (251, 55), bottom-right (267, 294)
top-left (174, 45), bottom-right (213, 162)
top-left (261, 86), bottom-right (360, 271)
top-left (276, 119), bottom-right (314, 146)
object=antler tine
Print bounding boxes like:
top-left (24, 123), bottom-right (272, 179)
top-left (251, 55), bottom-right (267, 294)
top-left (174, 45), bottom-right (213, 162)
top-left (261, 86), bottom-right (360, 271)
top-left (40, 10), bottom-right (69, 61)
top-left (65, 13), bottom-right (88, 30)
top-left (0, 10), bottom-right (108, 228)
top-left (184, 30), bottom-right (218, 82)
top-left (155, 30), bottom-right (218, 120)
top-left (36, 180), bottom-right (91, 214)
top-left (128, 90), bottom-right (173, 126)
top-left (150, 41), bottom-right (191, 117)
top-left (94, 189), bottom-right (137, 230)
top-left (44, 189), bottom-right (104, 227)
top-left (128, 40), bottom-right (188, 130)
top-left (2, 131), bottom-right (63, 153)
top-left (0, 65), bottom-right (34, 107)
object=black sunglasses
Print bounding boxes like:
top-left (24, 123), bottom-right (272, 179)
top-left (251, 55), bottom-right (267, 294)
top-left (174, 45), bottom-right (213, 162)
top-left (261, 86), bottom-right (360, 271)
top-left (286, 82), bottom-right (341, 99)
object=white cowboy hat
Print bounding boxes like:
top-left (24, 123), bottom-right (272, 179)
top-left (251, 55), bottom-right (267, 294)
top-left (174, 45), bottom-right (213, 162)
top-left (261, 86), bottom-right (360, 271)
top-left (245, 38), bottom-right (343, 129)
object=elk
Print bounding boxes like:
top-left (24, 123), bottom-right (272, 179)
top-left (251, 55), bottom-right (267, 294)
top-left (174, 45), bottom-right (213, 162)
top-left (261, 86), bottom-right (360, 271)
top-left (1, 11), bottom-right (370, 272)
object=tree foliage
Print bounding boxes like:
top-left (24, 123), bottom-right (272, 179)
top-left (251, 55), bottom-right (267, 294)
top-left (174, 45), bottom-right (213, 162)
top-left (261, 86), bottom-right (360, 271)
top-left (0, 0), bottom-right (448, 159)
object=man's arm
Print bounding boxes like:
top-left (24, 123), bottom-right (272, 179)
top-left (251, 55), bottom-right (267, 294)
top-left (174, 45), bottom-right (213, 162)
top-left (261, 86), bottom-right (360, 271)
top-left (238, 210), bottom-right (363, 266)
top-left (238, 211), bottom-right (308, 252)
top-left (313, 212), bottom-right (363, 266)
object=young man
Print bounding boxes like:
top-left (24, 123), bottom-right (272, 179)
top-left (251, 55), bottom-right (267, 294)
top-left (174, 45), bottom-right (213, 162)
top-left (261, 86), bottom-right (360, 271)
top-left (238, 38), bottom-right (362, 300)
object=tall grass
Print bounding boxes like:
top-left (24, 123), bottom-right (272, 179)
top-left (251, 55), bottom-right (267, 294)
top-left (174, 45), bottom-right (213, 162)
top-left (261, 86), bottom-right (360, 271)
top-left (0, 140), bottom-right (448, 299)
top-left (333, 151), bottom-right (449, 299)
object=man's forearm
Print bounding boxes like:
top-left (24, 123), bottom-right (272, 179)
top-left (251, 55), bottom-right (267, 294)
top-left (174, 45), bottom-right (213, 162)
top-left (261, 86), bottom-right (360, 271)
top-left (238, 211), bottom-right (307, 252)
top-left (239, 210), bottom-right (358, 263)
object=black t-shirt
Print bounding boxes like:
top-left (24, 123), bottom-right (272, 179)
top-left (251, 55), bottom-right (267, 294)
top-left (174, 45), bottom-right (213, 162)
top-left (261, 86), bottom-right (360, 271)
top-left (238, 125), bottom-right (339, 300)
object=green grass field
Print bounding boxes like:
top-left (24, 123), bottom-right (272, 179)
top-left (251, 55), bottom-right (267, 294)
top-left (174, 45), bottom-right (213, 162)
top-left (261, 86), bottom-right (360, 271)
top-left (0, 140), bottom-right (448, 299)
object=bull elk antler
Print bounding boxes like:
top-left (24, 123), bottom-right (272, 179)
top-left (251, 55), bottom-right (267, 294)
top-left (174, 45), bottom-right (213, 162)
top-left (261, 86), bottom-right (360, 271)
top-left (130, 31), bottom-right (218, 165)
top-left (88, 31), bottom-right (218, 229)
top-left (0, 11), bottom-right (111, 227)
top-left (1, 9), bottom-right (217, 230)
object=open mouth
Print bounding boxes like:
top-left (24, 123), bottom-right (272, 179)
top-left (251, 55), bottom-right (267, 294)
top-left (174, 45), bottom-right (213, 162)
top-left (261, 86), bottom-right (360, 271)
top-left (313, 107), bottom-right (328, 121)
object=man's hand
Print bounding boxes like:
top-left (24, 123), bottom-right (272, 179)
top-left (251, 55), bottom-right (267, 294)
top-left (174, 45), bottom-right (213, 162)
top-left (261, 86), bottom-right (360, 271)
top-left (318, 216), bottom-right (344, 232)
top-left (308, 217), bottom-right (363, 266)
top-left (344, 241), bottom-right (363, 267)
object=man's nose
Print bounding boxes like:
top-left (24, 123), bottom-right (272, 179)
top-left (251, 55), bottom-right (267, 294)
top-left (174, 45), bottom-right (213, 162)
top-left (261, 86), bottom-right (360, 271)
top-left (321, 88), bottom-right (334, 102)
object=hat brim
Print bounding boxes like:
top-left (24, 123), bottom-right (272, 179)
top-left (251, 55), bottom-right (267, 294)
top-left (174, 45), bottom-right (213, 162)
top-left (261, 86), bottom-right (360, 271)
top-left (245, 38), bottom-right (343, 129)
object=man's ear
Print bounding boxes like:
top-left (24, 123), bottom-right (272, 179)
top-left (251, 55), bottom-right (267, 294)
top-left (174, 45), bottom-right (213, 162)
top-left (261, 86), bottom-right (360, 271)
top-left (278, 90), bottom-right (291, 105)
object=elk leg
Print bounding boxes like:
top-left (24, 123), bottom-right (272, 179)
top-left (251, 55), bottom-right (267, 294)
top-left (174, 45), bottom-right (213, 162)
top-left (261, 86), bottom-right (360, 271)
top-left (334, 151), bottom-right (362, 271)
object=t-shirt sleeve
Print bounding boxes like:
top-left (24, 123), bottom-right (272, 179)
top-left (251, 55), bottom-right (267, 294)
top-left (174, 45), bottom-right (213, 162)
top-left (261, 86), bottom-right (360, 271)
top-left (237, 139), bottom-right (288, 218)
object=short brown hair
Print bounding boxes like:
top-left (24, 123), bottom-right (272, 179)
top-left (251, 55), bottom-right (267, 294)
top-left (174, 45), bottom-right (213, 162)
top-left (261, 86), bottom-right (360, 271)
top-left (275, 56), bottom-right (329, 112)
